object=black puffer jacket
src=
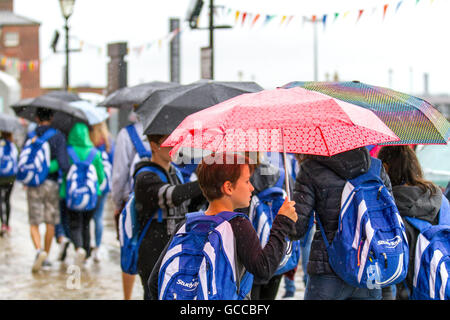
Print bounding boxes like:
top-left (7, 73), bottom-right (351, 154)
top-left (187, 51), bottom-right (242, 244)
top-left (392, 185), bottom-right (442, 295)
top-left (292, 147), bottom-right (392, 275)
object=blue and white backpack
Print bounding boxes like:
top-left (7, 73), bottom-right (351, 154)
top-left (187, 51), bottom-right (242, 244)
top-left (316, 157), bottom-right (409, 289)
top-left (17, 128), bottom-right (57, 186)
top-left (65, 146), bottom-right (99, 211)
top-left (405, 195), bottom-right (450, 300)
top-left (248, 168), bottom-right (301, 276)
top-left (158, 211), bottom-right (254, 300)
top-left (119, 165), bottom-right (184, 275)
top-left (0, 139), bottom-right (18, 177)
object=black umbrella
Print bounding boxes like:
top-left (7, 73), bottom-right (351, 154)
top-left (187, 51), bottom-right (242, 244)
top-left (43, 90), bottom-right (81, 102)
top-left (138, 80), bottom-right (264, 135)
top-left (0, 112), bottom-right (23, 133)
top-left (11, 95), bottom-right (89, 133)
top-left (99, 81), bottom-right (180, 110)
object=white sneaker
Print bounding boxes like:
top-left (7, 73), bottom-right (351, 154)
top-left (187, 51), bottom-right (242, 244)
top-left (92, 247), bottom-right (101, 263)
top-left (75, 248), bottom-right (86, 267)
top-left (32, 250), bottom-right (47, 273)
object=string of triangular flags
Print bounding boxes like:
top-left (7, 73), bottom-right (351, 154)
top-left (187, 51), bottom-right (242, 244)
top-left (0, 54), bottom-right (38, 72)
top-left (129, 23), bottom-right (187, 58)
top-left (64, 24), bottom-right (186, 58)
top-left (220, 0), bottom-right (436, 29)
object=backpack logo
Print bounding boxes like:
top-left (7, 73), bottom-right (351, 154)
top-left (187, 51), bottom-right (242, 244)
top-left (176, 278), bottom-right (200, 291)
top-left (377, 236), bottom-right (402, 248)
top-left (17, 129), bottom-right (57, 187)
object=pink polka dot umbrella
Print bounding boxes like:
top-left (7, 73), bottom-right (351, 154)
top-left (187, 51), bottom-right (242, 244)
top-left (163, 87), bottom-right (400, 199)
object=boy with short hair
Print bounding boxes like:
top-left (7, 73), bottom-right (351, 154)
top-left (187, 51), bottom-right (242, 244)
top-left (148, 152), bottom-right (298, 300)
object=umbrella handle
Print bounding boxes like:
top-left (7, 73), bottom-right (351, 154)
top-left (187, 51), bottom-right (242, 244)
top-left (281, 128), bottom-right (291, 201)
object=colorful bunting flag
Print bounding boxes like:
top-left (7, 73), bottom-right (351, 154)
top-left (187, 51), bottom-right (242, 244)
top-left (251, 13), bottom-right (260, 28)
top-left (357, 9), bottom-right (364, 23)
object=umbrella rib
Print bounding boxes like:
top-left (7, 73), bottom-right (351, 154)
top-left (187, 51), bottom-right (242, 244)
top-left (317, 126), bottom-right (331, 156)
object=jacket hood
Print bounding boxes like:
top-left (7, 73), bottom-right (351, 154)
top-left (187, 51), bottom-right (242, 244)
top-left (311, 147), bottom-right (371, 180)
top-left (68, 122), bottom-right (93, 147)
top-left (393, 185), bottom-right (442, 223)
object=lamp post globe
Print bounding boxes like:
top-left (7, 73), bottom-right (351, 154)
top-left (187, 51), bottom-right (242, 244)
top-left (59, 0), bottom-right (75, 19)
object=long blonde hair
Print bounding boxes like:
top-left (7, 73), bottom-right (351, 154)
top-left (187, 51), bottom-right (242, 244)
top-left (89, 121), bottom-right (111, 152)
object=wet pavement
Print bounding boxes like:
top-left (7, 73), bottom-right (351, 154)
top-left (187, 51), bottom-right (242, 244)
top-left (0, 184), bottom-right (305, 300)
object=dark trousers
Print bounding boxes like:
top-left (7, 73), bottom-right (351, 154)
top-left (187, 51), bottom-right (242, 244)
top-left (138, 220), bottom-right (171, 300)
top-left (67, 208), bottom-right (95, 257)
top-left (251, 274), bottom-right (283, 300)
top-left (0, 183), bottom-right (13, 226)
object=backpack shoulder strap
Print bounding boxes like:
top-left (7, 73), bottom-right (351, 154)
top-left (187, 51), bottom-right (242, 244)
top-left (172, 165), bottom-right (184, 184)
top-left (438, 194), bottom-right (450, 226)
top-left (39, 128), bottom-right (58, 143)
top-left (136, 165), bottom-right (168, 183)
top-left (126, 124), bottom-right (151, 158)
top-left (84, 147), bottom-right (99, 166)
top-left (134, 165), bottom-right (168, 223)
top-left (274, 167), bottom-right (285, 189)
top-left (67, 146), bottom-right (80, 164)
top-left (404, 216), bottom-right (432, 233)
top-left (350, 157), bottom-right (383, 186)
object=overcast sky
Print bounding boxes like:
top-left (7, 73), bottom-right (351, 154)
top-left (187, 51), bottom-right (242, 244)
top-left (13, 0), bottom-right (450, 95)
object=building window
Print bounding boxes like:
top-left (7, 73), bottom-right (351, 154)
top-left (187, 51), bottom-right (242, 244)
top-left (4, 32), bottom-right (19, 47)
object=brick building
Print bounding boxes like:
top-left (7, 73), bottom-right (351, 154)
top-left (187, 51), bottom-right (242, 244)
top-left (0, 0), bottom-right (40, 99)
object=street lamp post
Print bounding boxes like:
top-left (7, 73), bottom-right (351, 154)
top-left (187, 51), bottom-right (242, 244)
top-left (59, 0), bottom-right (76, 91)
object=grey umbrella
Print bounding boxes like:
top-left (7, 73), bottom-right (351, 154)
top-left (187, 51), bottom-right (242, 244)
top-left (138, 80), bottom-right (264, 136)
top-left (43, 90), bottom-right (81, 102)
top-left (99, 81), bottom-right (180, 110)
top-left (11, 95), bottom-right (89, 133)
top-left (0, 112), bottom-right (23, 133)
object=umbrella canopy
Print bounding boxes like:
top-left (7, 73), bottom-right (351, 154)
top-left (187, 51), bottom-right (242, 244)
top-left (163, 87), bottom-right (399, 156)
top-left (416, 144), bottom-right (450, 188)
top-left (99, 81), bottom-right (180, 109)
top-left (138, 80), bottom-right (264, 136)
top-left (0, 112), bottom-right (23, 133)
top-left (69, 100), bottom-right (109, 125)
top-left (11, 95), bottom-right (89, 133)
top-left (282, 81), bottom-right (450, 145)
top-left (42, 90), bottom-right (81, 102)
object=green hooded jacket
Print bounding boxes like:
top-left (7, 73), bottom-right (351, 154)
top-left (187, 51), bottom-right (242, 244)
top-left (60, 122), bottom-right (105, 198)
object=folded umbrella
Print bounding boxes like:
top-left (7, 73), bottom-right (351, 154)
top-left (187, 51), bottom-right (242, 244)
top-left (11, 95), bottom-right (89, 133)
top-left (163, 87), bottom-right (400, 199)
top-left (283, 81), bottom-right (450, 145)
top-left (138, 80), bottom-right (264, 136)
top-left (99, 81), bottom-right (180, 109)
